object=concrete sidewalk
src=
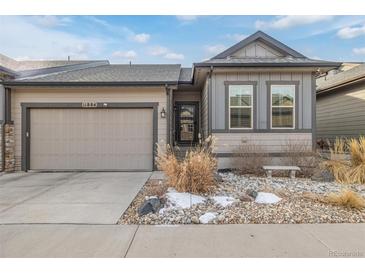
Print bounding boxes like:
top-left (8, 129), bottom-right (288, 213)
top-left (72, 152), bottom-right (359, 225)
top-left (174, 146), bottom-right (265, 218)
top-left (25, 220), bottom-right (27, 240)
top-left (1, 224), bottom-right (364, 258)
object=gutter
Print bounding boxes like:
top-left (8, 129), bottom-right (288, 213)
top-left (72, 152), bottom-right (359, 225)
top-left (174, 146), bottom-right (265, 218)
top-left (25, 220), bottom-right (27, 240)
top-left (3, 81), bottom-right (179, 87)
top-left (193, 62), bottom-right (342, 68)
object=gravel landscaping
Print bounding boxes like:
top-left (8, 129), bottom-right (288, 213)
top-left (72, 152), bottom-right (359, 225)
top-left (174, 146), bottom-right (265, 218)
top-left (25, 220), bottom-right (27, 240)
top-left (119, 172), bottom-right (365, 225)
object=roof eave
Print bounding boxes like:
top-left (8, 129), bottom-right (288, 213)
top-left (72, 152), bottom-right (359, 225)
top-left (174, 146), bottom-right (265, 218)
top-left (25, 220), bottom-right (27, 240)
top-left (193, 62), bottom-right (342, 68)
top-left (317, 76), bottom-right (365, 94)
top-left (3, 81), bottom-right (178, 87)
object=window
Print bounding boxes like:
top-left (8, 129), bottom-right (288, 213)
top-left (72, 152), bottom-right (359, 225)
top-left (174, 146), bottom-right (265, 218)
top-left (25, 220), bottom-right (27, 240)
top-left (229, 85), bottom-right (253, 129)
top-left (271, 85), bottom-right (295, 129)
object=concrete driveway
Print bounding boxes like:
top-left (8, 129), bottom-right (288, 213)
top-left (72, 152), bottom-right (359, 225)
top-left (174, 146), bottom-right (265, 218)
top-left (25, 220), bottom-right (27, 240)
top-left (0, 172), bottom-right (150, 224)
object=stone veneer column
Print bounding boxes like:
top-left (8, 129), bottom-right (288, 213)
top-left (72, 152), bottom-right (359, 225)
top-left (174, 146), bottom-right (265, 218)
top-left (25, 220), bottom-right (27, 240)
top-left (4, 122), bottom-right (15, 172)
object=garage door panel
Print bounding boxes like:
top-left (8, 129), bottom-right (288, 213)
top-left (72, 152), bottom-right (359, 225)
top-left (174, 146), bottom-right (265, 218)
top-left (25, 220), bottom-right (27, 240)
top-left (30, 108), bottom-right (153, 171)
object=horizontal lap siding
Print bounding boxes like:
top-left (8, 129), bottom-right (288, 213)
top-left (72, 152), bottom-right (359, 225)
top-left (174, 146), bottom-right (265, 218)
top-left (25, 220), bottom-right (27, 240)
top-left (11, 87), bottom-right (167, 170)
top-left (317, 84), bottom-right (365, 141)
top-left (213, 133), bottom-right (312, 153)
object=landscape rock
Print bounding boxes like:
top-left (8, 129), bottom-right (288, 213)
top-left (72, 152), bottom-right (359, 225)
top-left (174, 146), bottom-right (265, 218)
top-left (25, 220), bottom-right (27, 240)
top-left (246, 189), bottom-right (258, 199)
top-left (165, 192), bottom-right (206, 209)
top-left (239, 194), bottom-right (254, 202)
top-left (138, 197), bottom-right (161, 216)
top-left (311, 169), bottom-right (335, 182)
top-left (191, 216), bottom-right (200, 224)
top-left (255, 192), bottom-right (281, 204)
top-left (214, 172), bottom-right (223, 182)
top-left (212, 196), bottom-right (237, 207)
top-left (199, 212), bottom-right (217, 224)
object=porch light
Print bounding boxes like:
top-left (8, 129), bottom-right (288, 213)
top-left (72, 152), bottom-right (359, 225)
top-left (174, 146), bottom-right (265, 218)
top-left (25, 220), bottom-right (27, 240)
top-left (160, 107), bottom-right (166, 118)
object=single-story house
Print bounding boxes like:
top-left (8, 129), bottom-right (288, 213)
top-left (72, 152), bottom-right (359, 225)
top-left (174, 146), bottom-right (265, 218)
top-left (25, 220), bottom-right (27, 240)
top-left (316, 62), bottom-right (365, 144)
top-left (0, 31), bottom-right (340, 172)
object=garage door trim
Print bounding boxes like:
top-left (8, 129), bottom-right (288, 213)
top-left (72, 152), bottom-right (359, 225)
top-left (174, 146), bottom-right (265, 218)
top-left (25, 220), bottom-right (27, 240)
top-left (21, 102), bottom-right (159, 171)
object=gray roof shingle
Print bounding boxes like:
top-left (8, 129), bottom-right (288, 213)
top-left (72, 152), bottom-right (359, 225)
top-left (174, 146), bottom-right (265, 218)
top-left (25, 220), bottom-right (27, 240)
top-left (317, 63), bottom-right (365, 92)
top-left (15, 64), bottom-right (182, 83)
top-left (179, 67), bottom-right (192, 82)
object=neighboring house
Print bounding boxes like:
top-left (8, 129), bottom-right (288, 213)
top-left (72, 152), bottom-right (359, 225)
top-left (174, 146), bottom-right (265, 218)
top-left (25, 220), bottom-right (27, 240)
top-left (316, 62), bottom-right (365, 144)
top-left (0, 31), bottom-right (339, 172)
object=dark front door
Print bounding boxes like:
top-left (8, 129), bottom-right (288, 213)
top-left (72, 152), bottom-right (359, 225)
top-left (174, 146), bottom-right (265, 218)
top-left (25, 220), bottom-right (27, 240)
top-left (175, 102), bottom-right (199, 145)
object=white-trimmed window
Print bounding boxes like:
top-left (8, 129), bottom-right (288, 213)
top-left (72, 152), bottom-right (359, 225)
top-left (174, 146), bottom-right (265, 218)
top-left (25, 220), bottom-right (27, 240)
top-left (271, 85), bottom-right (295, 129)
top-left (229, 85), bottom-right (253, 129)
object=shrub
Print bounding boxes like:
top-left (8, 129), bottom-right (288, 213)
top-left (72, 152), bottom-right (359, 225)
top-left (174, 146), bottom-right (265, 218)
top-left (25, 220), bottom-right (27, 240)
top-left (322, 137), bottom-right (365, 184)
top-left (235, 139), bottom-right (268, 175)
top-left (282, 139), bottom-right (320, 177)
top-left (156, 136), bottom-right (217, 194)
top-left (325, 189), bottom-right (365, 209)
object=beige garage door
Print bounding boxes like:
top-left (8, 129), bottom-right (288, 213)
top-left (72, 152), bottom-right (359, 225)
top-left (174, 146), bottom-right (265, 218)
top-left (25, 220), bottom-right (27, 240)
top-left (30, 108), bottom-right (153, 171)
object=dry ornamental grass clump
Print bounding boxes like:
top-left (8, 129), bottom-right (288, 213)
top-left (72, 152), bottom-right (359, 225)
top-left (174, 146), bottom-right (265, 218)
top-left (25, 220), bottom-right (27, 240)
top-left (322, 137), bottom-right (365, 184)
top-left (325, 189), bottom-right (365, 209)
top-left (156, 136), bottom-right (217, 194)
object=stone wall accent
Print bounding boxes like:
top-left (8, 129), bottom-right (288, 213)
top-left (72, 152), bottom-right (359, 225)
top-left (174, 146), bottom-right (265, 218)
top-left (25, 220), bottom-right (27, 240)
top-left (4, 122), bottom-right (15, 172)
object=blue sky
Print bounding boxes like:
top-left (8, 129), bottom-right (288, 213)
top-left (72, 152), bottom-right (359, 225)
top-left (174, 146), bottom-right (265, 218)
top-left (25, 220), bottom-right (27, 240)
top-left (1, 15), bottom-right (365, 66)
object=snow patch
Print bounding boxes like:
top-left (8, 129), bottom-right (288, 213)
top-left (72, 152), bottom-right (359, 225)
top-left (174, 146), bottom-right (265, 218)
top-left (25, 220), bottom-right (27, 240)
top-left (255, 192), bottom-right (282, 204)
top-left (165, 192), bottom-right (206, 209)
top-left (199, 212), bottom-right (217, 224)
top-left (212, 196), bottom-right (237, 207)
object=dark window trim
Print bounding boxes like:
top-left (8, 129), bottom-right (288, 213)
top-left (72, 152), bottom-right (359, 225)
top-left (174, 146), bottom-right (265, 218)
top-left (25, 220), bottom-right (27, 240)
top-left (211, 128), bottom-right (312, 133)
top-left (224, 81), bottom-right (258, 132)
top-left (21, 102), bottom-right (158, 172)
top-left (266, 80), bottom-right (299, 130)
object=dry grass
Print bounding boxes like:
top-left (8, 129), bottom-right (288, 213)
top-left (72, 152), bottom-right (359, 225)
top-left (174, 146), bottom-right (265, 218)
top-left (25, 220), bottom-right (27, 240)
top-left (146, 180), bottom-right (168, 198)
top-left (235, 139), bottom-right (268, 175)
top-left (325, 189), bottom-right (365, 209)
top-left (282, 140), bottom-right (320, 177)
top-left (322, 137), bottom-right (365, 184)
top-left (302, 190), bottom-right (365, 210)
top-left (156, 136), bottom-right (217, 194)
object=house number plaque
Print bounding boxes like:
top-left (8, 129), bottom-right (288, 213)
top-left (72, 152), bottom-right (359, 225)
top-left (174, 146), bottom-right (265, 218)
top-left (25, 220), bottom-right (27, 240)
top-left (81, 102), bottom-right (98, 108)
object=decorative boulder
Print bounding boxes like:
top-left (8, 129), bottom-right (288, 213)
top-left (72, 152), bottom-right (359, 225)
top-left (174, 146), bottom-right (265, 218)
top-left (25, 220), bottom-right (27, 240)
top-left (199, 212), bottom-right (217, 224)
top-left (246, 189), bottom-right (258, 199)
top-left (138, 197), bottom-right (161, 216)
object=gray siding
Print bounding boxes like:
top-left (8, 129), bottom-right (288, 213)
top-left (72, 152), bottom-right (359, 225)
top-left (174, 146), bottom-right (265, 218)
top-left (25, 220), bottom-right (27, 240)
top-left (211, 71), bottom-right (313, 130)
top-left (317, 82), bottom-right (365, 142)
top-left (232, 41), bottom-right (283, 58)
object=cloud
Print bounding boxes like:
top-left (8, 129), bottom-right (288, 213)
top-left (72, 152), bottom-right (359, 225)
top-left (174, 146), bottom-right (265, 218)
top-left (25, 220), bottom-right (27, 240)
top-left (131, 33), bottom-right (150, 43)
top-left (164, 52), bottom-right (184, 60)
top-left (32, 16), bottom-right (73, 28)
top-left (337, 24), bottom-right (365, 39)
top-left (205, 44), bottom-right (226, 55)
top-left (176, 15), bottom-right (198, 22)
top-left (255, 15), bottom-right (334, 30)
top-left (225, 33), bottom-right (248, 42)
top-left (148, 46), bottom-right (169, 56)
top-left (0, 16), bottom-right (104, 60)
top-left (353, 47), bottom-right (365, 55)
top-left (112, 50), bottom-right (137, 59)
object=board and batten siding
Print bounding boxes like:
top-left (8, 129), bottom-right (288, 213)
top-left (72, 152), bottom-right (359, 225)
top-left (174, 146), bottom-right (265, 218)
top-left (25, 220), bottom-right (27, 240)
top-left (11, 86), bottom-right (167, 171)
top-left (317, 82), bottom-right (365, 142)
top-left (210, 71), bottom-right (313, 156)
top-left (211, 71), bottom-right (313, 130)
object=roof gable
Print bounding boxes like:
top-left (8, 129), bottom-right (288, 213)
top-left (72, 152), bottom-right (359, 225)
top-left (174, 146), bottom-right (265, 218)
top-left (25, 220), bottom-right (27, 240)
top-left (212, 31), bottom-right (305, 59)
